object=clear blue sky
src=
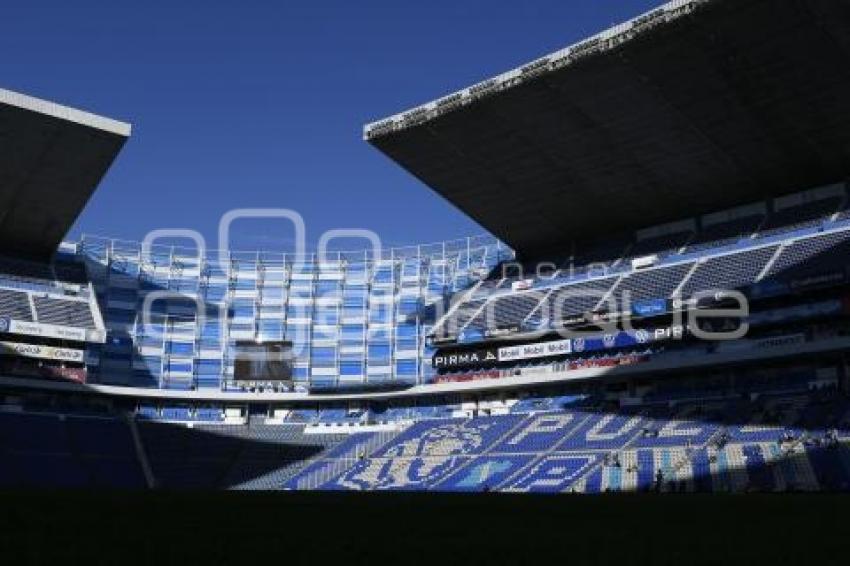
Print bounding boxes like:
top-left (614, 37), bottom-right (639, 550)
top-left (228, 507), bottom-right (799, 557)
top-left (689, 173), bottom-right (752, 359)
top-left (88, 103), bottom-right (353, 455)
top-left (1, 0), bottom-right (657, 252)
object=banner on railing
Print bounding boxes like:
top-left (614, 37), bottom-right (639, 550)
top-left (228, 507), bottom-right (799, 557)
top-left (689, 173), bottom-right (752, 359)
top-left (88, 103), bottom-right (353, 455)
top-left (0, 317), bottom-right (89, 342)
top-left (0, 341), bottom-right (85, 363)
top-left (498, 338), bottom-right (572, 362)
top-left (433, 346), bottom-right (499, 370)
top-left (631, 298), bottom-right (669, 317)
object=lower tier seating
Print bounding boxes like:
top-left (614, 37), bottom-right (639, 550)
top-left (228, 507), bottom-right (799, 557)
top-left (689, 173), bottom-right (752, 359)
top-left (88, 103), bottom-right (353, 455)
top-left (285, 388), bottom-right (850, 493)
top-left (137, 423), bottom-right (351, 489)
top-left (3, 384), bottom-right (850, 492)
top-left (0, 412), bottom-right (146, 488)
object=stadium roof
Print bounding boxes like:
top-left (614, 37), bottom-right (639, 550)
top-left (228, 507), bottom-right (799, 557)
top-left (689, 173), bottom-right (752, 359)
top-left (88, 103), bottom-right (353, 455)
top-left (0, 88), bottom-right (130, 260)
top-left (365, 0), bottom-right (850, 259)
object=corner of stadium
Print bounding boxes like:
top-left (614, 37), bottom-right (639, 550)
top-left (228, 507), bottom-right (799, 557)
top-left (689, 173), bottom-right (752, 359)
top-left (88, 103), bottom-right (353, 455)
top-left (4, 0), bottom-right (850, 561)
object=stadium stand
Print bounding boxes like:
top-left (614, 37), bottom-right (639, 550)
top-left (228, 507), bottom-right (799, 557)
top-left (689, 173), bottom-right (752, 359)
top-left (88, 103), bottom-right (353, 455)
top-left (4, 362), bottom-right (850, 493)
top-left (0, 410), bottom-right (146, 488)
top-left (0, 174), bottom-right (818, 393)
top-left (136, 422), bottom-right (349, 489)
top-left (4, 0), bottom-right (850, 499)
top-left (276, 374), bottom-right (850, 493)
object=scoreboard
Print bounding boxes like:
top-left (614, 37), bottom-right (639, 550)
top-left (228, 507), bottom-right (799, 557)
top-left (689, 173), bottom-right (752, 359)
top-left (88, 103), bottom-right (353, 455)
top-left (233, 341), bottom-right (294, 383)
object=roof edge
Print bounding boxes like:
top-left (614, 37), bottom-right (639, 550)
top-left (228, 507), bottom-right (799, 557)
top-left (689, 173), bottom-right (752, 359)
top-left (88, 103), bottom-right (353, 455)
top-left (363, 0), bottom-right (711, 141)
top-left (0, 87), bottom-right (131, 137)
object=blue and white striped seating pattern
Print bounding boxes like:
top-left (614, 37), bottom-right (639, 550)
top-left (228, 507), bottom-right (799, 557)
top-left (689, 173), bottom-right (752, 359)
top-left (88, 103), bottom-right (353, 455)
top-left (57, 182), bottom-right (850, 391)
top-left (284, 389), bottom-right (850, 493)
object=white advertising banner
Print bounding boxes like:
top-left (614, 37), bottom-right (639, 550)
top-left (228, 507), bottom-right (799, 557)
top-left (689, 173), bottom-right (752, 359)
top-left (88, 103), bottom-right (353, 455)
top-left (0, 318), bottom-right (88, 342)
top-left (498, 338), bottom-right (572, 362)
top-left (0, 340), bottom-right (85, 363)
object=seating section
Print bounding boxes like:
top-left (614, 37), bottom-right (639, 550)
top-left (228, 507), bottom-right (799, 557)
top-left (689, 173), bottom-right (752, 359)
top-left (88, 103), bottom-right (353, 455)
top-left (64, 182), bottom-right (850, 390)
top-left (284, 387), bottom-right (850, 493)
top-left (3, 379), bottom-right (850, 493)
top-left (32, 296), bottom-right (96, 328)
top-left (0, 412), bottom-right (146, 488)
top-left (765, 229), bottom-right (850, 279)
top-left (536, 276), bottom-right (618, 323)
top-left (82, 235), bottom-right (507, 389)
top-left (680, 245), bottom-right (778, 298)
top-left (0, 290), bottom-right (98, 329)
top-left (465, 291), bottom-right (546, 331)
top-left (610, 261), bottom-right (694, 303)
top-left (137, 422), bottom-right (349, 489)
top-left (0, 288), bottom-right (34, 321)
top-left (439, 223), bottom-right (850, 339)
top-left (440, 297), bottom-right (488, 335)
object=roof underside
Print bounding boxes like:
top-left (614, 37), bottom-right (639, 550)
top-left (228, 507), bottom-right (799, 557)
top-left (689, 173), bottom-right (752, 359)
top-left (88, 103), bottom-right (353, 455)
top-left (0, 89), bottom-right (130, 260)
top-left (367, 0), bottom-right (850, 259)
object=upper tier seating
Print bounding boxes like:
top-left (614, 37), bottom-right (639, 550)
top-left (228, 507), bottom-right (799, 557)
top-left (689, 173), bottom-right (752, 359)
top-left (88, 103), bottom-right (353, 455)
top-left (451, 223), bottom-right (850, 337)
top-left (0, 289), bottom-right (34, 321)
top-left (78, 182), bottom-right (850, 390)
top-left (609, 261), bottom-right (694, 304)
top-left (32, 296), bottom-right (96, 328)
top-left (535, 276), bottom-right (619, 325)
top-left (0, 288), bottom-right (98, 330)
top-left (432, 184), bottom-right (850, 340)
top-left (464, 291), bottom-right (547, 332)
top-left (680, 245), bottom-right (779, 298)
top-left (765, 229), bottom-right (850, 280)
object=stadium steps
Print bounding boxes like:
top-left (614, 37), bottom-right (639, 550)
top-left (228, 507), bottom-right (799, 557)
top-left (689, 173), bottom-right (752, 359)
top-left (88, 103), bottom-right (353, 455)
top-left (682, 425), bottom-right (731, 491)
top-left (125, 414), bottom-right (156, 489)
top-left (618, 450), bottom-right (639, 491)
top-left (519, 286), bottom-right (556, 327)
top-left (215, 432), bottom-right (251, 488)
top-left (568, 415), bottom-right (650, 494)
top-left (592, 274), bottom-right (627, 312)
top-left (755, 242), bottom-right (788, 282)
top-left (719, 445), bottom-right (751, 492)
top-left (656, 447), bottom-right (693, 491)
top-left (774, 437), bottom-right (821, 491)
top-left (670, 260), bottom-right (701, 298)
top-left (51, 414), bottom-right (90, 485)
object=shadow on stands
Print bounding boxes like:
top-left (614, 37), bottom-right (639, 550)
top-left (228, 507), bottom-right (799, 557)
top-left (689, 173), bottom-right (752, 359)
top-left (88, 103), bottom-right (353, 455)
top-left (0, 408), bottom-right (338, 490)
top-left (136, 420), bottom-right (335, 490)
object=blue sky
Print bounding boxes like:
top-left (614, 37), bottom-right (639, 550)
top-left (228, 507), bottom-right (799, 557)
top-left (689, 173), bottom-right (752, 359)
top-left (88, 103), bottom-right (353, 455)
top-left (1, 0), bottom-right (657, 252)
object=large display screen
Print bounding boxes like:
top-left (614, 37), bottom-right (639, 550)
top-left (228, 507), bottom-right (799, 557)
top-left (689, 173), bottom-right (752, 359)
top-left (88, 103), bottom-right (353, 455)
top-left (234, 341), bottom-right (294, 382)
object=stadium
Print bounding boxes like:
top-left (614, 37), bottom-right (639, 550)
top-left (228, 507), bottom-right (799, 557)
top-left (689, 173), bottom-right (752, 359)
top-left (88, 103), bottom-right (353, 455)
top-left (3, 0), bottom-right (850, 561)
